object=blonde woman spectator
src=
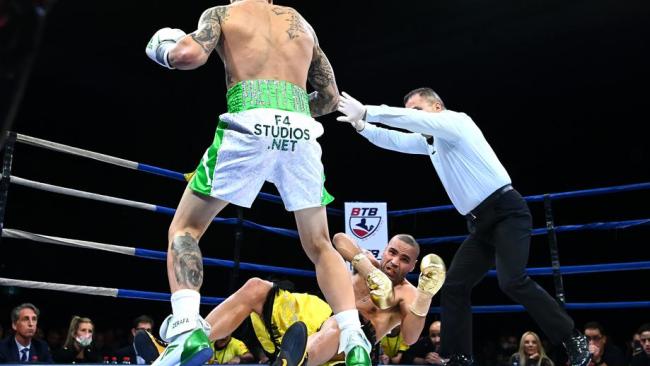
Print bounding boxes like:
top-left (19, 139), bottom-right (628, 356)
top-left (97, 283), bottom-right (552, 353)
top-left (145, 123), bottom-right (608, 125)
top-left (53, 316), bottom-right (100, 363)
top-left (510, 331), bottom-right (554, 366)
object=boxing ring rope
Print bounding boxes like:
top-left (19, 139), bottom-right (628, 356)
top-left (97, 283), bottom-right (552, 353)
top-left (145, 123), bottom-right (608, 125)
top-left (0, 277), bottom-right (225, 305)
top-left (8, 175), bottom-right (299, 237)
top-left (416, 218), bottom-right (650, 245)
top-left (6, 175), bottom-right (650, 244)
top-left (13, 133), bottom-right (341, 214)
top-left (386, 182), bottom-right (650, 216)
top-left (5, 227), bottom-right (650, 279)
top-left (1, 133), bottom-right (649, 314)
top-left (2, 276), bottom-right (649, 313)
top-left (13, 133), bottom-right (650, 217)
top-left (1, 228), bottom-right (313, 277)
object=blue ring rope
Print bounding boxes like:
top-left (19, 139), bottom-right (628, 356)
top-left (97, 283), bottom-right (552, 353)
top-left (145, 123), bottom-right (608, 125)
top-left (16, 133), bottom-right (649, 217)
top-left (405, 261), bottom-right (650, 281)
top-left (114, 287), bottom-right (650, 311)
top-left (134, 248), bottom-right (316, 277)
top-left (134, 242), bottom-right (650, 279)
top-left (417, 218), bottom-right (650, 245)
top-left (117, 289), bottom-right (225, 305)
top-left (134, 160), bottom-right (649, 216)
top-left (428, 301), bottom-right (650, 314)
top-left (134, 162), bottom-right (649, 217)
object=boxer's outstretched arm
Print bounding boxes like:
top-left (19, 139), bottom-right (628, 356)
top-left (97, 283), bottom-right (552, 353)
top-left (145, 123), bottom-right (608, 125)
top-left (169, 6), bottom-right (227, 70)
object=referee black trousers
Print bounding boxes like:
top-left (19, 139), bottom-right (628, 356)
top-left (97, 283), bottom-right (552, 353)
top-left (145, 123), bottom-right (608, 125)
top-left (439, 188), bottom-right (574, 358)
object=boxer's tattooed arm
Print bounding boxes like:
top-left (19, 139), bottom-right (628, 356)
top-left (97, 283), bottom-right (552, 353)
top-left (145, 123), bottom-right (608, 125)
top-left (308, 46), bottom-right (338, 117)
top-left (171, 233), bottom-right (204, 290)
top-left (191, 6), bottom-right (229, 54)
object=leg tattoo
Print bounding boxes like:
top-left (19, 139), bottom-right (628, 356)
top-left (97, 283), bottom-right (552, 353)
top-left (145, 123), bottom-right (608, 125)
top-left (172, 232), bottom-right (204, 290)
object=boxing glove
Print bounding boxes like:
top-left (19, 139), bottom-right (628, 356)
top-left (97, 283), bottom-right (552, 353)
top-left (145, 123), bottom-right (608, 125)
top-left (145, 27), bottom-right (186, 69)
top-left (409, 254), bottom-right (446, 317)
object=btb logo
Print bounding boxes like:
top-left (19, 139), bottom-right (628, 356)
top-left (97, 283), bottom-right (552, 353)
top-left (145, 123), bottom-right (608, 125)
top-left (349, 207), bottom-right (381, 239)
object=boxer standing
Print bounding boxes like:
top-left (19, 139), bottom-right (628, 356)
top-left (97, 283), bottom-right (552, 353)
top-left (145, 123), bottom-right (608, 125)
top-left (145, 1), bottom-right (370, 365)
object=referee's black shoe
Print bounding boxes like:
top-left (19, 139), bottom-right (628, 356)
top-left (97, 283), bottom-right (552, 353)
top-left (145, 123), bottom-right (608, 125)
top-left (563, 329), bottom-right (592, 366)
top-left (445, 354), bottom-right (473, 366)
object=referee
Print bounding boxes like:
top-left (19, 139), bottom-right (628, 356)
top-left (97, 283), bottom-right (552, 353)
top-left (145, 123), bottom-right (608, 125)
top-left (336, 89), bottom-right (591, 366)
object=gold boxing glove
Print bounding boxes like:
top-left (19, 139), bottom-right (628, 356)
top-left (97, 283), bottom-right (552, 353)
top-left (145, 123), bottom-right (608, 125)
top-left (409, 253), bottom-right (446, 317)
top-left (352, 253), bottom-right (395, 310)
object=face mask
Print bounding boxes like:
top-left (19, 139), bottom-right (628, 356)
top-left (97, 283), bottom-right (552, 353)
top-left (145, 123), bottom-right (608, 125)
top-left (76, 335), bottom-right (92, 347)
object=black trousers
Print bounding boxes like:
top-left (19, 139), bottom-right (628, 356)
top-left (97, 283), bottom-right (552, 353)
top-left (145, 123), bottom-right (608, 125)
top-left (439, 187), bottom-right (574, 357)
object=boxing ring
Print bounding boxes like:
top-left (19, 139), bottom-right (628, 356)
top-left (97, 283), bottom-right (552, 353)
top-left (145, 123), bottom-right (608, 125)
top-left (1, 131), bottom-right (649, 362)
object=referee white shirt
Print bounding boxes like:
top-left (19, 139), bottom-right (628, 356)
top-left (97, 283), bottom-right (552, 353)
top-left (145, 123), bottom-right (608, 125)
top-left (361, 105), bottom-right (511, 215)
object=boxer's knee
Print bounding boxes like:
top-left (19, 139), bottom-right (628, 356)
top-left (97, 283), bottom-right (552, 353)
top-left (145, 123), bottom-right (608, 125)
top-left (332, 232), bottom-right (347, 245)
top-left (301, 230), bottom-right (333, 261)
top-left (239, 277), bottom-right (273, 310)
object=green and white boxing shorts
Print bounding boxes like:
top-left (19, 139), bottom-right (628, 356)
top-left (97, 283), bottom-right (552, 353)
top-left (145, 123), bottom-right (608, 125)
top-left (189, 80), bottom-right (334, 212)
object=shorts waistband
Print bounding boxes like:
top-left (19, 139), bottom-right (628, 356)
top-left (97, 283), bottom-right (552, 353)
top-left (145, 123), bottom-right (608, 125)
top-left (226, 80), bottom-right (311, 116)
top-left (465, 184), bottom-right (513, 220)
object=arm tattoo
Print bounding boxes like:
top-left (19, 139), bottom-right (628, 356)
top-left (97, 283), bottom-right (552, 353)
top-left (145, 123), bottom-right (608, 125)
top-left (171, 232), bottom-right (204, 290)
top-left (308, 47), bottom-right (337, 116)
top-left (191, 6), bottom-right (229, 54)
top-left (309, 49), bottom-right (334, 89)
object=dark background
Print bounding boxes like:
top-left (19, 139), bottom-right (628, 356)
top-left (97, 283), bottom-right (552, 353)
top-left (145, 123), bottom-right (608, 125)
top-left (1, 0), bottom-right (649, 358)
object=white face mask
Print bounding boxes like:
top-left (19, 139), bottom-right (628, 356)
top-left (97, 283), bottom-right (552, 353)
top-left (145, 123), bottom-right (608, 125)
top-left (75, 335), bottom-right (92, 347)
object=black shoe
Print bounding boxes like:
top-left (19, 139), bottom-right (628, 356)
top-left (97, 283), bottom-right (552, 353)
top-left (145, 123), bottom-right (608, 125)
top-left (445, 354), bottom-right (473, 366)
top-left (272, 321), bottom-right (308, 366)
top-left (563, 330), bottom-right (591, 366)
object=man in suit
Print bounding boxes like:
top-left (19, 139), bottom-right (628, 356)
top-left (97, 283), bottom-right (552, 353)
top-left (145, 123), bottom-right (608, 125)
top-left (115, 315), bottom-right (155, 364)
top-left (0, 303), bottom-right (53, 363)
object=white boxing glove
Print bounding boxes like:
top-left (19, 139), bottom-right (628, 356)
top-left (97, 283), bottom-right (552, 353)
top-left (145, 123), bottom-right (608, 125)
top-left (145, 27), bottom-right (187, 69)
top-left (336, 91), bottom-right (367, 131)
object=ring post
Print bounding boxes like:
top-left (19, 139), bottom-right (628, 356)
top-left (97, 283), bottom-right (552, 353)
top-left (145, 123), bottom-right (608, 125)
top-left (229, 206), bottom-right (244, 292)
top-left (544, 194), bottom-right (566, 306)
top-left (0, 132), bottom-right (17, 247)
top-left (0, 1), bottom-right (57, 149)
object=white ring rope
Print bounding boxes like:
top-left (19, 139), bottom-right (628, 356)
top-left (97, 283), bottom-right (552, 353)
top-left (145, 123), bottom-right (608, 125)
top-left (16, 133), bottom-right (138, 170)
top-left (9, 176), bottom-right (157, 212)
top-left (0, 277), bottom-right (118, 297)
top-left (2, 228), bottom-right (136, 256)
